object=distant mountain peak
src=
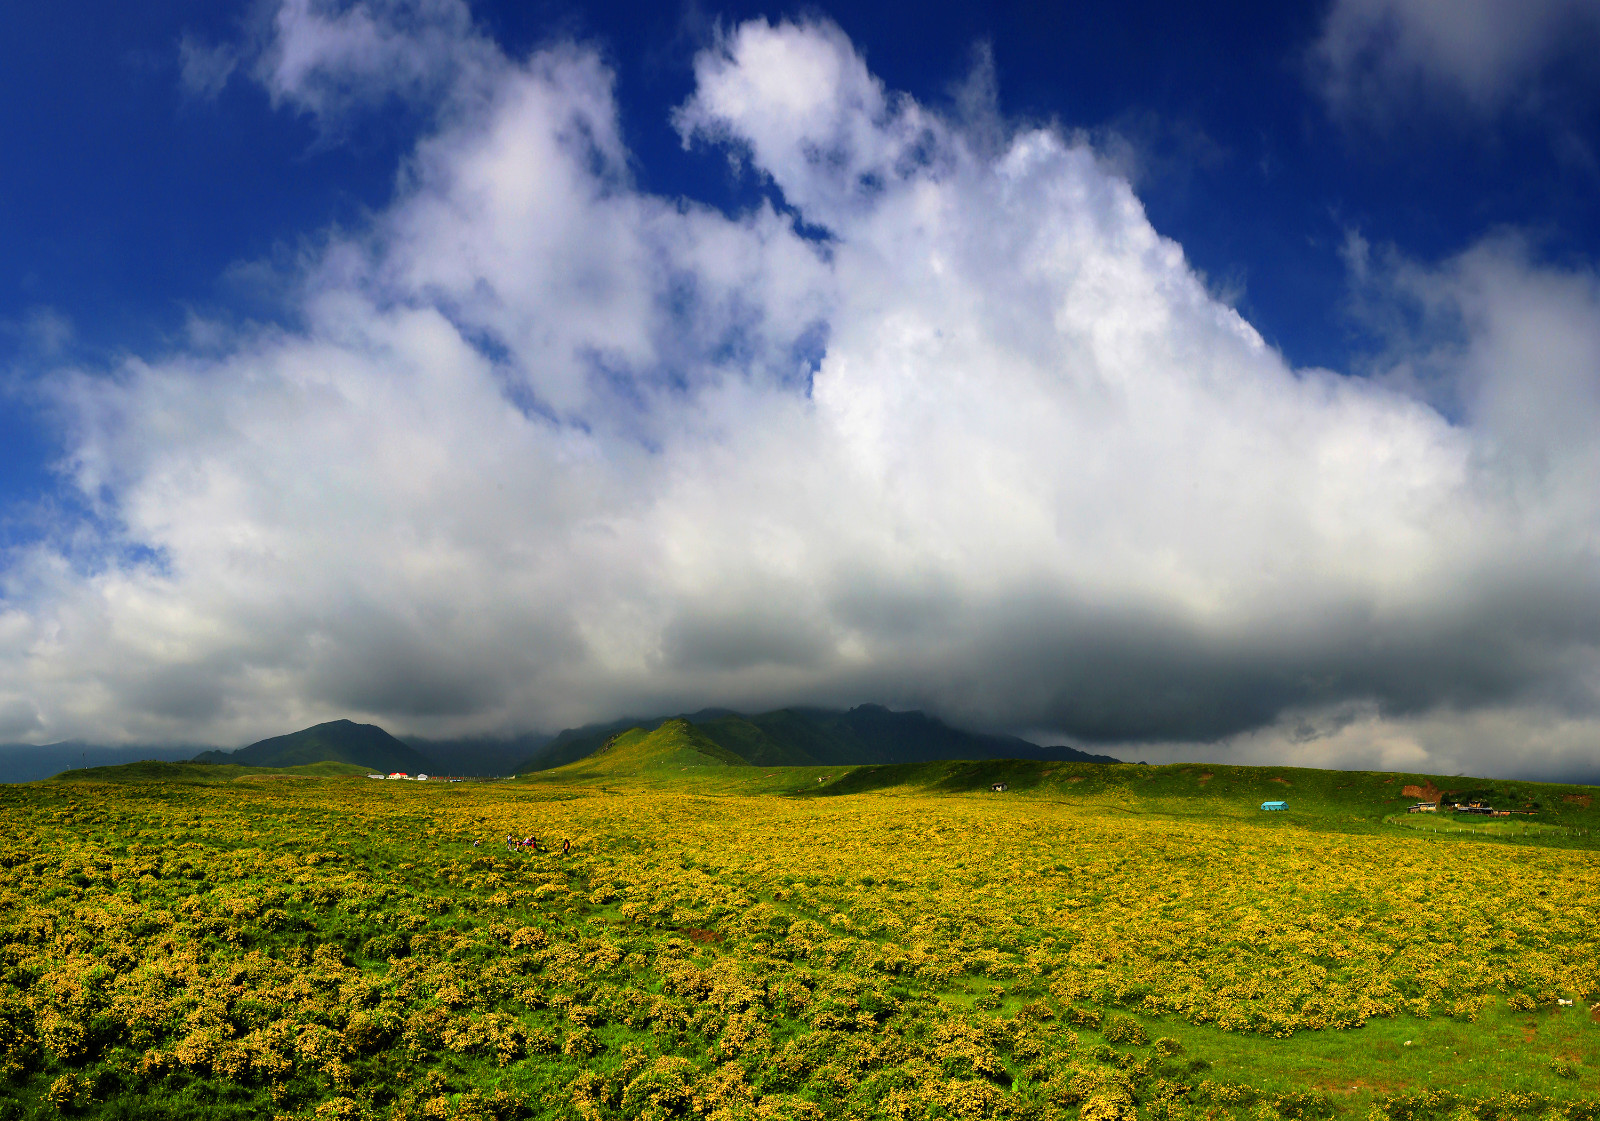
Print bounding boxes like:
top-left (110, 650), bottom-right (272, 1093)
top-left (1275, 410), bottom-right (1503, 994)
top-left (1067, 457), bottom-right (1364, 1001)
top-left (195, 719), bottom-right (429, 773)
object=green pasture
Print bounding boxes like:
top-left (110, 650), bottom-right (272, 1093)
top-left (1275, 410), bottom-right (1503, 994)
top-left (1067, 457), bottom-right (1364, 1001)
top-left (4, 740), bottom-right (1599, 1121)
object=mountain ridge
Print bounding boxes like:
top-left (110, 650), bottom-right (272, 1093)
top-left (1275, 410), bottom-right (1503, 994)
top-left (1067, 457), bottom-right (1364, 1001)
top-left (10, 705), bottom-right (1118, 783)
top-left (515, 703), bottom-right (1121, 773)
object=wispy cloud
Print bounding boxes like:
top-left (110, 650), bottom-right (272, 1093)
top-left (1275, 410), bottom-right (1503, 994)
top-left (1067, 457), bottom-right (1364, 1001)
top-left (1312, 0), bottom-right (1600, 121)
top-left (178, 34), bottom-right (238, 101)
top-left (255, 0), bottom-right (500, 130)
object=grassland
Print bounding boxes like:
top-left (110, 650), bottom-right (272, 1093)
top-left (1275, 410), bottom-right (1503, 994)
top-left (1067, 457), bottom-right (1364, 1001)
top-left (1, 742), bottom-right (1597, 1121)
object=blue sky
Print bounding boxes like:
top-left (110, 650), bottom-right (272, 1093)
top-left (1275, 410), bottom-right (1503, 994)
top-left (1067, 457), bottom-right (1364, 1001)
top-left (5, 1), bottom-right (1596, 383)
top-left (3, 0), bottom-right (1600, 777)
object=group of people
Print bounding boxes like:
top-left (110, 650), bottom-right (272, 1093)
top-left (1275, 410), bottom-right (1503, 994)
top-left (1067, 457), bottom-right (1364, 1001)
top-left (504, 834), bottom-right (571, 855)
top-left (468, 836), bottom-right (571, 855)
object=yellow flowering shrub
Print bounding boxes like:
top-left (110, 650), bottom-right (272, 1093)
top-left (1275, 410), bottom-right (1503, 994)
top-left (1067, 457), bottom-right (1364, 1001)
top-left (0, 774), bottom-right (1595, 1119)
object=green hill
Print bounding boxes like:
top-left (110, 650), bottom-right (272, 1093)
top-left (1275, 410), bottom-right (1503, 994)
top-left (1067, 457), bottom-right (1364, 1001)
top-left (47, 760), bottom-right (370, 784)
top-left (512, 714), bottom-right (654, 772)
top-left (516, 704), bottom-right (1119, 773)
top-left (193, 719), bottom-right (431, 773)
top-left (546, 718), bottom-right (745, 778)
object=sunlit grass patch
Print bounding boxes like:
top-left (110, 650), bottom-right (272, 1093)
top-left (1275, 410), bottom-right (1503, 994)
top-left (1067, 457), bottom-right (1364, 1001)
top-left (1382, 813), bottom-right (1583, 838)
top-left (1096, 999), bottom-right (1600, 1103)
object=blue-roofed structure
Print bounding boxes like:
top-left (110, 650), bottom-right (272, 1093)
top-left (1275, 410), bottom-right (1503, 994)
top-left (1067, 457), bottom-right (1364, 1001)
top-left (1260, 800), bottom-right (1288, 811)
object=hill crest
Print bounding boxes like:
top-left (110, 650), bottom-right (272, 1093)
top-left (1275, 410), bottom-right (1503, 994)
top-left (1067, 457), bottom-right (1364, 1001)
top-left (551, 717), bottom-right (746, 777)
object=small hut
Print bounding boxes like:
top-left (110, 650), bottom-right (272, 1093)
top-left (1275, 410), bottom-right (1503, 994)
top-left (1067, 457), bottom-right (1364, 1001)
top-left (1260, 800), bottom-right (1288, 811)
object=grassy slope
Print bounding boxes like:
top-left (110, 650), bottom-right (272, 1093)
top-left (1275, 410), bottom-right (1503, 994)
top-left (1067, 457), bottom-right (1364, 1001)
top-left (803, 758), bottom-right (1600, 833)
top-left (46, 759), bottom-right (372, 783)
top-left (516, 752), bottom-right (1600, 845)
top-left (538, 718), bottom-right (746, 780)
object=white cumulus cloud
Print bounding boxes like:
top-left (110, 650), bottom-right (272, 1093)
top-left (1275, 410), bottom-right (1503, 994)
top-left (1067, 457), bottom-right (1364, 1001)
top-left (4, 6), bottom-right (1600, 778)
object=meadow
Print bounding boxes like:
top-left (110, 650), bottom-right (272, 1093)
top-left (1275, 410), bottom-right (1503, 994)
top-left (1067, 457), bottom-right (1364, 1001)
top-left (2, 754), bottom-right (1598, 1121)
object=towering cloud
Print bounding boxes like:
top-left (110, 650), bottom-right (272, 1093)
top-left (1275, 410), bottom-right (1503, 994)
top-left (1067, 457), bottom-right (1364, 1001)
top-left (3, 3), bottom-right (1598, 777)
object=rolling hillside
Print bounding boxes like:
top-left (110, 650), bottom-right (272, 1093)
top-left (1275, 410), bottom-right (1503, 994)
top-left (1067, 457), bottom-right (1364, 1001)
top-left (48, 760), bottom-right (371, 783)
